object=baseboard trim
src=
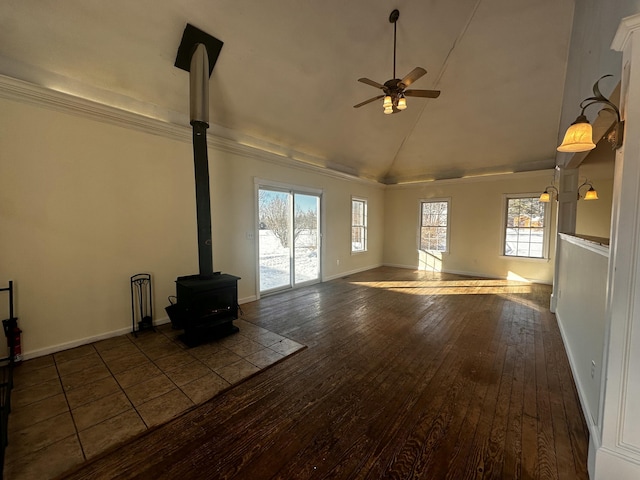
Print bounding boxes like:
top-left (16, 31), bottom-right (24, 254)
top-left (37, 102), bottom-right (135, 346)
top-left (555, 310), bottom-right (599, 478)
top-left (323, 264), bottom-right (383, 282)
top-left (239, 295), bottom-right (257, 305)
top-left (23, 316), bottom-right (171, 360)
top-left (594, 445), bottom-right (640, 479)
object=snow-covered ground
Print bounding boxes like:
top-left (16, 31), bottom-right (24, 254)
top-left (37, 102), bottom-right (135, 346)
top-left (259, 230), bottom-right (319, 291)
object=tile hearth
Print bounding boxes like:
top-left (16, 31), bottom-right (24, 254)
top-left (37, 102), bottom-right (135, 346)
top-left (3, 319), bottom-right (304, 480)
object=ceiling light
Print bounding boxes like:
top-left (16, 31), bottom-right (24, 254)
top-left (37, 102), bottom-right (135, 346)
top-left (557, 75), bottom-right (624, 153)
top-left (397, 95), bottom-right (407, 110)
top-left (384, 106), bottom-right (394, 115)
top-left (383, 96), bottom-right (392, 108)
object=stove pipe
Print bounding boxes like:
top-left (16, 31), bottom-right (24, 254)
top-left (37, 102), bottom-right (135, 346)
top-left (175, 24), bottom-right (223, 278)
top-left (189, 44), bottom-right (213, 277)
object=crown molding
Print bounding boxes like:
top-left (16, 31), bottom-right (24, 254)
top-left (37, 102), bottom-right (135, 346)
top-left (385, 168), bottom-right (555, 189)
top-left (0, 74), bottom-right (382, 187)
top-left (612, 13), bottom-right (640, 52)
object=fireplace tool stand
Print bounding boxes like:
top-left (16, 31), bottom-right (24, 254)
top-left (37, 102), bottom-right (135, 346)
top-left (131, 273), bottom-right (154, 336)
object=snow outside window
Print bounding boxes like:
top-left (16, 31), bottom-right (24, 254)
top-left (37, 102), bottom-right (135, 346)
top-left (503, 196), bottom-right (548, 258)
top-left (351, 198), bottom-right (367, 253)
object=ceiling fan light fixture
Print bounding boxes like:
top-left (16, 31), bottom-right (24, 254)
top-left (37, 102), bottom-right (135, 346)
top-left (353, 9), bottom-right (440, 114)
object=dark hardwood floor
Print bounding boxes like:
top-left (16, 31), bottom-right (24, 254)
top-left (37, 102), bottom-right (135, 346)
top-left (59, 267), bottom-right (589, 479)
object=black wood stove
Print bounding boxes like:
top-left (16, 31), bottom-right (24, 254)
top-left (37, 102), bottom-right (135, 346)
top-left (173, 273), bottom-right (240, 347)
top-left (166, 24), bottom-right (240, 347)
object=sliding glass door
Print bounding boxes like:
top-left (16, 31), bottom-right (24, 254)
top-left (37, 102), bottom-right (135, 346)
top-left (258, 187), bottom-right (321, 294)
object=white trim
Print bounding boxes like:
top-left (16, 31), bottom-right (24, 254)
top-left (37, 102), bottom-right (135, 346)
top-left (555, 309), bottom-right (602, 467)
top-left (254, 177), bottom-right (323, 196)
top-left (501, 193), bottom-right (551, 260)
top-left (386, 169), bottom-right (556, 189)
top-left (497, 255), bottom-right (552, 263)
top-left (612, 13), bottom-right (640, 52)
top-left (239, 295), bottom-right (258, 305)
top-left (559, 233), bottom-right (610, 257)
top-left (322, 264), bottom-right (383, 282)
top-left (255, 180), bottom-right (323, 297)
top-left (0, 74), bottom-right (382, 187)
top-left (417, 197), bottom-right (451, 254)
top-left (23, 316), bottom-right (170, 360)
top-left (351, 196), bottom-right (368, 253)
top-left (22, 297), bottom-right (261, 359)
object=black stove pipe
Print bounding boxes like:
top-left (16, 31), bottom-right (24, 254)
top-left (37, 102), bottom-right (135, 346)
top-left (189, 43), bottom-right (214, 277)
top-left (191, 120), bottom-right (213, 277)
top-left (175, 24), bottom-right (223, 278)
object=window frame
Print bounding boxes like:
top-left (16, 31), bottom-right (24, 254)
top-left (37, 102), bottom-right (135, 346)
top-left (418, 198), bottom-right (451, 254)
top-left (351, 196), bottom-right (368, 253)
top-left (501, 193), bottom-right (550, 260)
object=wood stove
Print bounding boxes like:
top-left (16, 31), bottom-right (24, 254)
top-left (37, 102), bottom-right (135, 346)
top-left (172, 273), bottom-right (240, 347)
top-left (165, 25), bottom-right (240, 347)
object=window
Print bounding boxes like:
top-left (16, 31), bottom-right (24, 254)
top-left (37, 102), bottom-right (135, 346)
top-left (420, 200), bottom-right (449, 252)
top-left (503, 195), bottom-right (548, 258)
top-left (351, 197), bottom-right (367, 252)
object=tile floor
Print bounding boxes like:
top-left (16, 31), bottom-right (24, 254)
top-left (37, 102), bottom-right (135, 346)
top-left (3, 319), bottom-right (305, 480)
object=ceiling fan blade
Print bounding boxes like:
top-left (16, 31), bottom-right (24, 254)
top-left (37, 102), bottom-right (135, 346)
top-left (353, 95), bottom-right (385, 108)
top-left (404, 89), bottom-right (441, 98)
top-left (399, 67), bottom-right (427, 88)
top-left (358, 78), bottom-right (385, 89)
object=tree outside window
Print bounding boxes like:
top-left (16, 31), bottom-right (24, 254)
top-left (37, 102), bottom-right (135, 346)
top-left (503, 196), bottom-right (547, 258)
top-left (420, 200), bottom-right (449, 252)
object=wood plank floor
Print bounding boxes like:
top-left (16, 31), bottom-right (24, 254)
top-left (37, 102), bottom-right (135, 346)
top-left (58, 267), bottom-right (589, 480)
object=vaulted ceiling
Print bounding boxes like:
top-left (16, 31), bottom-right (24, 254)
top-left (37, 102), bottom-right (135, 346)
top-left (0, 0), bottom-right (574, 183)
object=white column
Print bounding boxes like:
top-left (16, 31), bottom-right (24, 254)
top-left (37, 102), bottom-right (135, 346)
top-left (550, 167), bottom-right (578, 312)
top-left (593, 13), bottom-right (640, 479)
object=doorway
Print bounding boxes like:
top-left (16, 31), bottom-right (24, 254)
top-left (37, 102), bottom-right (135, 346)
top-left (257, 184), bottom-right (321, 294)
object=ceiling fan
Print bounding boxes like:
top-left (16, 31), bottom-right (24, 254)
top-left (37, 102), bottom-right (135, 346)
top-left (354, 9), bottom-right (440, 114)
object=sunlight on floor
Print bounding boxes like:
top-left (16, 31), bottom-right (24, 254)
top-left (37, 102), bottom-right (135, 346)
top-left (347, 279), bottom-right (532, 295)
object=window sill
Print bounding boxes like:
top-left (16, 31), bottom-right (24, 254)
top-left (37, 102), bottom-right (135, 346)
top-left (499, 255), bottom-right (550, 263)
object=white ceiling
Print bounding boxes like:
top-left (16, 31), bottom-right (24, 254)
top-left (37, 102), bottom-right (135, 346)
top-left (0, 0), bottom-right (575, 183)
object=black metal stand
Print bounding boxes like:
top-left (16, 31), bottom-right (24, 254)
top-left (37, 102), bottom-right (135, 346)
top-left (131, 274), bottom-right (154, 337)
top-left (0, 281), bottom-right (16, 476)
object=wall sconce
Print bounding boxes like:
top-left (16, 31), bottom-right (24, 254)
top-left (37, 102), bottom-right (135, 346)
top-left (539, 180), bottom-right (599, 202)
top-left (578, 180), bottom-right (599, 200)
top-left (539, 185), bottom-right (558, 203)
top-left (557, 75), bottom-right (624, 153)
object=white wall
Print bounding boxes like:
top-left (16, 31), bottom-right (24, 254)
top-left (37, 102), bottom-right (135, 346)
top-left (557, 1), bottom-right (640, 478)
top-left (383, 171), bottom-right (556, 284)
top-left (0, 88), bottom-right (384, 358)
top-left (555, 235), bottom-right (608, 435)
